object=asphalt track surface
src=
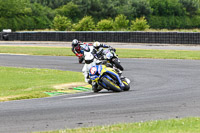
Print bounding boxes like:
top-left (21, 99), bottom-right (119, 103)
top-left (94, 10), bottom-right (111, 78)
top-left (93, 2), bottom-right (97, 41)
top-left (0, 53), bottom-right (200, 133)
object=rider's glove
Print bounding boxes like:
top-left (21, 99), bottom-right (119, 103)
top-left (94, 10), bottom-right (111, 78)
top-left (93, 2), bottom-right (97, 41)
top-left (76, 53), bottom-right (83, 57)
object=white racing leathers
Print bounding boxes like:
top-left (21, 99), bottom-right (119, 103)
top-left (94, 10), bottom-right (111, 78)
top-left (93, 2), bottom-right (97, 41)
top-left (82, 58), bottom-right (97, 83)
top-left (81, 44), bottom-right (99, 83)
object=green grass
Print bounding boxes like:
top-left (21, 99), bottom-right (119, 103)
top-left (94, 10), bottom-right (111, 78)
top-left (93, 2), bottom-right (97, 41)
top-left (0, 46), bottom-right (74, 56)
top-left (117, 49), bottom-right (200, 60)
top-left (0, 66), bottom-right (84, 101)
top-left (38, 117), bottom-right (200, 133)
top-left (0, 46), bottom-right (200, 60)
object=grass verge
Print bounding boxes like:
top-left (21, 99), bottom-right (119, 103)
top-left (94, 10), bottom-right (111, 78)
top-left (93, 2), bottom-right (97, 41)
top-left (38, 117), bottom-right (200, 133)
top-left (117, 48), bottom-right (200, 60)
top-left (0, 46), bottom-right (200, 60)
top-left (0, 46), bottom-right (74, 56)
top-left (0, 66), bottom-right (84, 102)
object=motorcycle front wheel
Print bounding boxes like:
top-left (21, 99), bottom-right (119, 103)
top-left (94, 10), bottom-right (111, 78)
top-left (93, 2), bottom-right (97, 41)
top-left (122, 80), bottom-right (130, 91)
top-left (102, 77), bottom-right (122, 92)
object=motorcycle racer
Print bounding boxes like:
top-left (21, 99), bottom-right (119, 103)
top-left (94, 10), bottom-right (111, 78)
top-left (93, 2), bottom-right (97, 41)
top-left (93, 41), bottom-right (116, 59)
top-left (89, 64), bottom-right (131, 92)
top-left (71, 39), bottom-right (85, 63)
top-left (81, 43), bottom-right (100, 84)
top-left (72, 39), bottom-right (94, 63)
top-left (93, 41), bottom-right (122, 74)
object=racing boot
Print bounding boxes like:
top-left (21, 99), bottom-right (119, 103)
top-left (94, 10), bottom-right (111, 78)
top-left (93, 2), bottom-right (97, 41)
top-left (92, 82), bottom-right (102, 93)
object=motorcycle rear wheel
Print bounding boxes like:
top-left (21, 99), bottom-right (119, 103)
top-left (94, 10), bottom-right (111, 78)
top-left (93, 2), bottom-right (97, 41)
top-left (113, 58), bottom-right (124, 71)
top-left (102, 77), bottom-right (122, 92)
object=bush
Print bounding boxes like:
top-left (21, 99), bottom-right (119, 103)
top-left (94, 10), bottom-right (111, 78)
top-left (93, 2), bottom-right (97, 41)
top-left (96, 19), bottom-right (113, 31)
top-left (73, 16), bottom-right (95, 31)
top-left (114, 14), bottom-right (129, 30)
top-left (130, 16), bottom-right (150, 31)
top-left (52, 15), bottom-right (71, 31)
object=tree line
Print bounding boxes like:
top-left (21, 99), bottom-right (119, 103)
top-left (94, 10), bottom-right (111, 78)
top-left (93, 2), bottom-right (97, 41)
top-left (0, 0), bottom-right (200, 31)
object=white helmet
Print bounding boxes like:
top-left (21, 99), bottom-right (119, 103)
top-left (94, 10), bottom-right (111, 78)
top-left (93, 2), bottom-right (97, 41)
top-left (93, 41), bottom-right (100, 48)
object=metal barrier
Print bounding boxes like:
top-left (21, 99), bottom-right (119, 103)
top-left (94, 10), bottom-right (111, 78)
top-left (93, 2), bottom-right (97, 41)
top-left (1, 31), bottom-right (200, 44)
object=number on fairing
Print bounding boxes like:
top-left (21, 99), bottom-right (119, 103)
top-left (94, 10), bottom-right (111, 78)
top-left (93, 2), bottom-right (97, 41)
top-left (90, 67), bottom-right (97, 75)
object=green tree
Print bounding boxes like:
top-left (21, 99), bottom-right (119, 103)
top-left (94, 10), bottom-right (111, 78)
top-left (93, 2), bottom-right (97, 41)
top-left (52, 15), bottom-right (72, 31)
top-left (130, 16), bottom-right (150, 31)
top-left (130, 0), bottom-right (152, 18)
top-left (0, 0), bottom-right (31, 31)
top-left (114, 0), bottom-right (152, 20)
top-left (73, 16), bottom-right (96, 31)
top-left (90, 0), bottom-right (117, 20)
top-left (149, 0), bottom-right (186, 16)
top-left (55, 2), bottom-right (81, 22)
top-left (0, 0), bottom-right (27, 18)
top-left (96, 19), bottom-right (114, 31)
top-left (30, 0), bottom-right (71, 9)
top-left (179, 0), bottom-right (199, 16)
top-left (29, 3), bottom-right (54, 29)
top-left (71, 0), bottom-right (92, 16)
top-left (72, 0), bottom-right (118, 21)
top-left (115, 4), bottom-right (136, 20)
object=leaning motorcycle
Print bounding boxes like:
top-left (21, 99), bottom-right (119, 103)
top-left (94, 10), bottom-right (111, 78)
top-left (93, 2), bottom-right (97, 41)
top-left (89, 65), bottom-right (130, 92)
top-left (98, 47), bottom-right (124, 71)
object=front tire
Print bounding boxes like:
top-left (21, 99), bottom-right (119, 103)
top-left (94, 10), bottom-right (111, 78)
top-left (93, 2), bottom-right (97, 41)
top-left (102, 77), bottom-right (122, 92)
top-left (122, 80), bottom-right (130, 91)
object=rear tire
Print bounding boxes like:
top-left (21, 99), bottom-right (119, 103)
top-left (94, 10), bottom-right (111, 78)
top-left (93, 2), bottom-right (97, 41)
top-left (102, 77), bottom-right (122, 92)
top-left (113, 58), bottom-right (124, 71)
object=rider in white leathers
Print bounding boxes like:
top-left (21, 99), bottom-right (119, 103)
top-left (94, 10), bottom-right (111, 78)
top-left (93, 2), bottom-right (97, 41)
top-left (81, 43), bottom-right (101, 83)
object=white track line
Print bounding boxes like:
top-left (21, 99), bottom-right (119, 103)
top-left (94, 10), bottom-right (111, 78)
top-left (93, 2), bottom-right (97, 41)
top-left (65, 94), bottom-right (111, 100)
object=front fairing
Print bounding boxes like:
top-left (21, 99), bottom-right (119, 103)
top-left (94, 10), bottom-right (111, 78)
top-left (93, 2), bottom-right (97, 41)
top-left (89, 65), bottom-right (124, 89)
top-left (89, 65), bottom-right (102, 82)
top-left (102, 68), bottom-right (124, 88)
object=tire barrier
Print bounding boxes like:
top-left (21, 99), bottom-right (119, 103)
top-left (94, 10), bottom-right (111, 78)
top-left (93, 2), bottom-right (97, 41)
top-left (0, 31), bottom-right (200, 44)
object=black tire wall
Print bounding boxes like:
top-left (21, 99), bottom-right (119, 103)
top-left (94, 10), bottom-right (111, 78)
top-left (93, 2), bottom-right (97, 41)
top-left (1, 31), bottom-right (200, 44)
